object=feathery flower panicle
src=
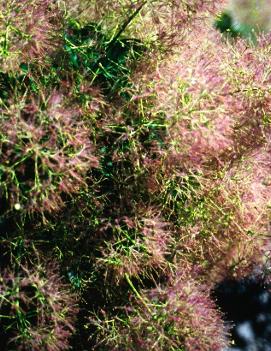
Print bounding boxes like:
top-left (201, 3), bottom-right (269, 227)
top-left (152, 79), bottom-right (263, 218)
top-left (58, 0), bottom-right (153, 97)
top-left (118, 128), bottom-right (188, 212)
top-left (0, 261), bottom-right (77, 351)
top-left (66, 0), bottom-right (220, 51)
top-left (141, 216), bottom-right (171, 268)
top-left (104, 271), bottom-right (229, 351)
top-left (207, 141), bottom-right (271, 279)
top-left (0, 91), bottom-right (98, 215)
top-left (225, 144), bottom-right (271, 233)
top-left (0, 0), bottom-right (63, 71)
top-left (130, 18), bottom-right (271, 173)
top-left (154, 171), bottom-right (259, 283)
top-left (120, 6), bottom-right (271, 285)
top-left (96, 213), bottom-right (171, 284)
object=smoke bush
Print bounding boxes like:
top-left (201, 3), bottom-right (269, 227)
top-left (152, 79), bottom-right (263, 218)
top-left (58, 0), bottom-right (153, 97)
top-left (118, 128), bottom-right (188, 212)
top-left (2, 0), bottom-right (271, 349)
top-left (130, 18), bottom-right (271, 173)
top-left (126, 14), bottom-right (271, 277)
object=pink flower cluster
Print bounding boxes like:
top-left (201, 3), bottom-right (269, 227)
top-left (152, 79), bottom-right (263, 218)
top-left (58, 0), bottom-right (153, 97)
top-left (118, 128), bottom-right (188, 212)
top-left (0, 262), bottom-right (77, 351)
top-left (0, 91), bottom-right (98, 214)
top-left (115, 270), bottom-right (228, 350)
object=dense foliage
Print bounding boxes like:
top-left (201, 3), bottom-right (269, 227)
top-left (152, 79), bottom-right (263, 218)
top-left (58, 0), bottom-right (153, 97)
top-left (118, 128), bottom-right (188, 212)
top-left (1, 0), bottom-right (271, 350)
